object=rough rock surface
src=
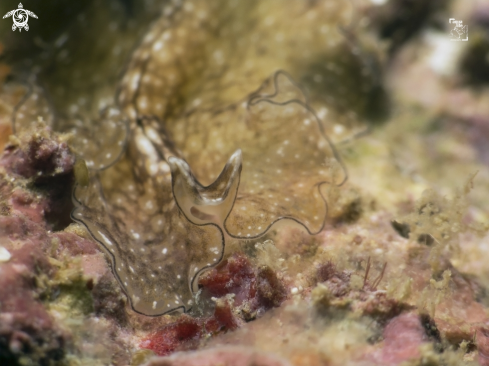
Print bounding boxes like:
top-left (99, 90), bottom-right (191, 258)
top-left (143, 346), bottom-right (292, 366)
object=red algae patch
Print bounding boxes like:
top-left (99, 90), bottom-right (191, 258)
top-left (199, 252), bottom-right (288, 320)
top-left (199, 252), bottom-right (256, 303)
top-left (139, 300), bottom-right (241, 357)
top-left (139, 252), bottom-right (287, 357)
top-left (139, 316), bottom-right (202, 356)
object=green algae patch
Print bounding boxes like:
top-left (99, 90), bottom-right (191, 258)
top-left (45, 255), bottom-right (94, 317)
top-left (73, 158), bottom-right (89, 188)
top-left (397, 173), bottom-right (489, 274)
top-left (54, 278), bottom-right (94, 317)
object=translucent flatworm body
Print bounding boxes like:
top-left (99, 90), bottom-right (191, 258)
top-left (70, 0), bottom-right (355, 315)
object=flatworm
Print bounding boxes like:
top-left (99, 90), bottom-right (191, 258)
top-left (17, 0), bottom-right (359, 316)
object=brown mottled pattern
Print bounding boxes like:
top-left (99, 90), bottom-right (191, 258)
top-left (69, 0), bottom-right (351, 315)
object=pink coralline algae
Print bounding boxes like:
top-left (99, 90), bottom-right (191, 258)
top-left (477, 327), bottom-right (489, 366)
top-left (1, 133), bottom-right (73, 181)
top-left (367, 312), bottom-right (428, 365)
top-left (0, 131), bottom-right (69, 363)
top-left (1, 127), bottom-right (76, 230)
top-left (143, 346), bottom-right (292, 366)
top-left (316, 261), bottom-right (352, 297)
top-left (0, 128), bottom-right (120, 364)
top-left (315, 259), bottom-right (404, 320)
top-left (0, 242), bottom-right (66, 365)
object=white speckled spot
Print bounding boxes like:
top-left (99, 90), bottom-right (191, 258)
top-left (0, 246), bottom-right (11, 262)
